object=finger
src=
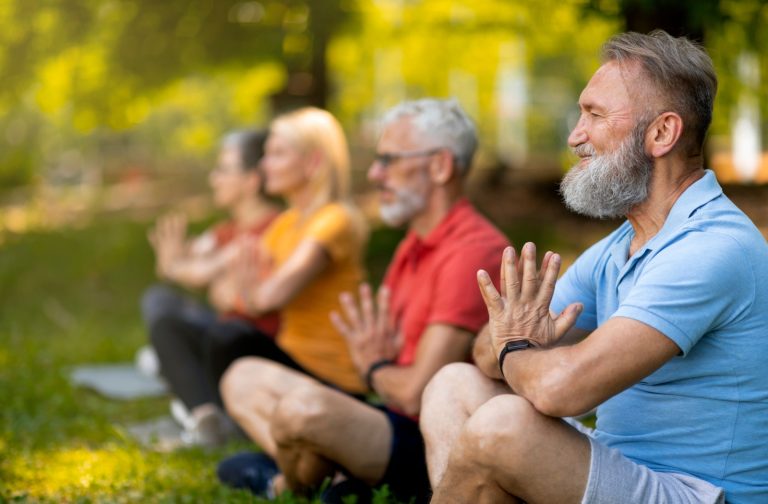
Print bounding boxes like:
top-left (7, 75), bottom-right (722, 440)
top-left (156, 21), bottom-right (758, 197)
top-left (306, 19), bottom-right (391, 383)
top-left (330, 311), bottom-right (354, 341)
top-left (339, 291), bottom-right (363, 332)
top-left (477, 269), bottom-right (504, 315)
top-left (499, 248), bottom-right (507, 298)
top-left (553, 303), bottom-right (583, 339)
top-left (537, 253), bottom-right (562, 304)
top-left (375, 286), bottom-right (390, 339)
top-left (538, 251), bottom-right (553, 281)
top-left (519, 242), bottom-right (539, 300)
top-left (502, 247), bottom-right (519, 300)
top-left (359, 283), bottom-right (375, 330)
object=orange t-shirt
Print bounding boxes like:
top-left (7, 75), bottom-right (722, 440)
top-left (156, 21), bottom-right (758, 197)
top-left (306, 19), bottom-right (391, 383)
top-left (262, 203), bottom-right (367, 393)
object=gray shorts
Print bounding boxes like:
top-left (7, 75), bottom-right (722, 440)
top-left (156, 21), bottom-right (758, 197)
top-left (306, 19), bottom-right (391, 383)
top-left (564, 418), bottom-right (725, 504)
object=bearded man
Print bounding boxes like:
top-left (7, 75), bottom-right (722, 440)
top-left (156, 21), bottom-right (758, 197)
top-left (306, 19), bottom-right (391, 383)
top-left (217, 98), bottom-right (509, 503)
top-left (421, 31), bottom-right (768, 504)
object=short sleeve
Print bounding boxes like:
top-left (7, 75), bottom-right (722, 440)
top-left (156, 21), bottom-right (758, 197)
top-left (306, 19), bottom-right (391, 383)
top-left (304, 204), bottom-right (359, 262)
top-left (614, 231), bottom-right (755, 355)
top-left (428, 244), bottom-right (504, 333)
top-left (551, 240), bottom-right (605, 331)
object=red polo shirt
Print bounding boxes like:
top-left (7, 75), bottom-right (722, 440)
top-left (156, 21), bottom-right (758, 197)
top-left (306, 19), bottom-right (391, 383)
top-left (383, 199), bottom-right (510, 367)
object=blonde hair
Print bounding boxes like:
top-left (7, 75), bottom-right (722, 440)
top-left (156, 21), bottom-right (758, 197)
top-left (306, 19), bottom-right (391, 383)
top-left (269, 107), bottom-right (351, 211)
top-left (270, 107), bottom-right (368, 244)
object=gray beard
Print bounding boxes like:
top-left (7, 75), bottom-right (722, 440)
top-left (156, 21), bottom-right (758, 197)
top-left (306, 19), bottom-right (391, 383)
top-left (560, 121), bottom-right (653, 219)
top-left (379, 187), bottom-right (427, 227)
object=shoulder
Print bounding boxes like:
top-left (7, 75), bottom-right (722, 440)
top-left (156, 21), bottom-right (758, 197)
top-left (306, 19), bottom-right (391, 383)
top-left (651, 227), bottom-right (762, 280)
top-left (308, 202), bottom-right (356, 225)
top-left (442, 203), bottom-right (510, 250)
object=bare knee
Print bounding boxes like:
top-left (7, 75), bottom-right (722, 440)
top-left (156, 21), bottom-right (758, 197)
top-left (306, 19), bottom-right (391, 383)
top-left (220, 357), bottom-right (264, 417)
top-left (460, 395), bottom-right (540, 467)
top-left (424, 362), bottom-right (477, 402)
top-left (271, 385), bottom-right (334, 445)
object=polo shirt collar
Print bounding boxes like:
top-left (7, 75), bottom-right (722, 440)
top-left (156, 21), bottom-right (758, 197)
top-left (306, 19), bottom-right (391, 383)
top-left (610, 169), bottom-right (722, 270)
top-left (398, 198), bottom-right (471, 261)
top-left (409, 198), bottom-right (471, 248)
top-left (648, 169), bottom-right (723, 247)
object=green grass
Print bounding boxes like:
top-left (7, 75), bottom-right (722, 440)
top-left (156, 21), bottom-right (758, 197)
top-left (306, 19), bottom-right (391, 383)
top-left (0, 213), bottom-right (411, 503)
top-left (0, 205), bottom-right (600, 502)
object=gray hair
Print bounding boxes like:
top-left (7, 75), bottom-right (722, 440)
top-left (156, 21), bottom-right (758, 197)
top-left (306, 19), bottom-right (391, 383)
top-left (381, 98), bottom-right (478, 175)
top-left (601, 30), bottom-right (717, 154)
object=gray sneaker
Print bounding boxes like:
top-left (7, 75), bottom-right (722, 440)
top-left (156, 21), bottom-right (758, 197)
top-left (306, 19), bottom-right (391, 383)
top-left (181, 405), bottom-right (240, 448)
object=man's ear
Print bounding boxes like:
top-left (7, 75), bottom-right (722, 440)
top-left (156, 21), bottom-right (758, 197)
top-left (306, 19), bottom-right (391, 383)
top-left (429, 149), bottom-right (455, 185)
top-left (647, 111), bottom-right (684, 158)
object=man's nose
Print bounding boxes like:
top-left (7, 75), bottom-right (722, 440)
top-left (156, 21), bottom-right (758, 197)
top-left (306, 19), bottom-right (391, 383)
top-left (567, 115), bottom-right (588, 148)
top-left (368, 160), bottom-right (385, 183)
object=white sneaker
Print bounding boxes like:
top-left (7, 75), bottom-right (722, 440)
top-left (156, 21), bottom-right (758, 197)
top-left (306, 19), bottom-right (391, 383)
top-left (135, 345), bottom-right (160, 377)
top-left (170, 398), bottom-right (196, 431)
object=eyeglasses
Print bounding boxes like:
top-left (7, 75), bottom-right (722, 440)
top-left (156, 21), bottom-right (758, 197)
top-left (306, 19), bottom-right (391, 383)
top-left (373, 148), bottom-right (443, 168)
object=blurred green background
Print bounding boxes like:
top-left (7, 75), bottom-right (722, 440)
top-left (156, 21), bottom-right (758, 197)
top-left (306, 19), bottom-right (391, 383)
top-left (1, 0), bottom-right (768, 232)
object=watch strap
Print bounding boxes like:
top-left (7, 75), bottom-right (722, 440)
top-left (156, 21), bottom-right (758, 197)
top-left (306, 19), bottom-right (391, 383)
top-left (498, 339), bottom-right (536, 378)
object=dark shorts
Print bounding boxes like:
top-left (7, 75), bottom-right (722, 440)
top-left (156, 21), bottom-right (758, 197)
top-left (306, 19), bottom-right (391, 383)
top-left (375, 406), bottom-right (431, 504)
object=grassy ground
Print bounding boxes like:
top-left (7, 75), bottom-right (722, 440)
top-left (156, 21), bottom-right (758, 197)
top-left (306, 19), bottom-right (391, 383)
top-left (0, 201), bottom-right (598, 503)
top-left (0, 210), bottom-right (416, 503)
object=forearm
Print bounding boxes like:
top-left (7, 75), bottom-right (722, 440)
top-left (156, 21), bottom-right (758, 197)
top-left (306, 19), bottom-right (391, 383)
top-left (161, 257), bottom-right (226, 288)
top-left (368, 325), bottom-right (474, 416)
top-left (369, 364), bottom-right (426, 417)
top-left (242, 239), bottom-right (330, 316)
top-left (499, 345), bottom-right (584, 416)
top-left (472, 326), bottom-right (503, 380)
top-left (244, 277), bottom-right (295, 315)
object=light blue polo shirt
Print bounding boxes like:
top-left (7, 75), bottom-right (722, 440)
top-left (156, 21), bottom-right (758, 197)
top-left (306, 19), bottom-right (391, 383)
top-left (551, 170), bottom-right (768, 503)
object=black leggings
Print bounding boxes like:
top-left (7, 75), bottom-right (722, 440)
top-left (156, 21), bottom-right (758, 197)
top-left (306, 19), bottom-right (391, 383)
top-left (150, 315), bottom-right (303, 410)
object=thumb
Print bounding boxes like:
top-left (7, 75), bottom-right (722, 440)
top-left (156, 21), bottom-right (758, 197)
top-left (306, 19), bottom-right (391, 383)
top-left (553, 303), bottom-right (583, 338)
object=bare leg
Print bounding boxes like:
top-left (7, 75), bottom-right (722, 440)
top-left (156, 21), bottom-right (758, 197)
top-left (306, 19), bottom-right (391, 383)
top-left (269, 382), bottom-right (392, 495)
top-left (432, 394), bottom-right (591, 504)
top-left (220, 357), bottom-right (319, 457)
top-left (420, 363), bottom-right (510, 487)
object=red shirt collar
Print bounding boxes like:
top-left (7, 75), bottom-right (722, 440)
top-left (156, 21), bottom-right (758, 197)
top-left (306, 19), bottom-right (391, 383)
top-left (401, 198), bottom-right (472, 253)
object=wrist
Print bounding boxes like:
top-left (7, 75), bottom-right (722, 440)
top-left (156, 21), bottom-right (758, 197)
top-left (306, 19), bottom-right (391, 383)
top-left (498, 339), bottom-right (538, 378)
top-left (365, 358), bottom-right (395, 391)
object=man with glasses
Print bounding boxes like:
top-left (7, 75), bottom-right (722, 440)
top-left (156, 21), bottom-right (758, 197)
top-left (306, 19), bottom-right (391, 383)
top-left (217, 98), bottom-right (509, 503)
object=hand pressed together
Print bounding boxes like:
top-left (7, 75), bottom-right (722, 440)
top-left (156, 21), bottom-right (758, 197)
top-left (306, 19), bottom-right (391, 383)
top-left (477, 243), bottom-right (582, 360)
top-left (209, 236), bottom-right (263, 312)
top-left (330, 283), bottom-right (402, 379)
top-left (147, 213), bottom-right (188, 278)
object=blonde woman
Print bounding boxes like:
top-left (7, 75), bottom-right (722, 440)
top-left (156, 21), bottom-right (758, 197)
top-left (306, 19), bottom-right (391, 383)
top-left (191, 108), bottom-right (368, 445)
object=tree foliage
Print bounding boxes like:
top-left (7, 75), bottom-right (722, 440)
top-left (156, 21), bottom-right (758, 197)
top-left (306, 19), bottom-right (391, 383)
top-left (0, 1), bottom-right (766, 188)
